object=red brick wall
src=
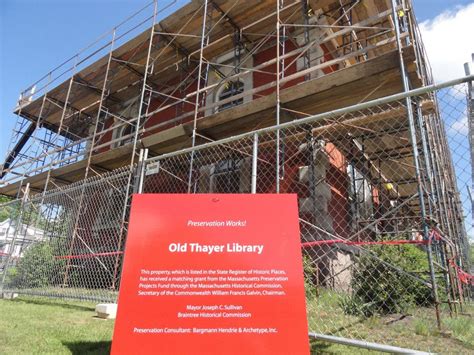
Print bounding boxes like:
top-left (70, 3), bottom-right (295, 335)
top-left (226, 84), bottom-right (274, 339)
top-left (325, 143), bottom-right (350, 239)
top-left (144, 78), bottom-right (197, 137)
top-left (252, 40), bottom-right (304, 98)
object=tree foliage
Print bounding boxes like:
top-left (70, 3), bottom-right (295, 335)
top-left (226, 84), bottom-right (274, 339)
top-left (0, 196), bottom-right (15, 223)
top-left (9, 240), bottom-right (66, 288)
top-left (341, 242), bottom-right (434, 317)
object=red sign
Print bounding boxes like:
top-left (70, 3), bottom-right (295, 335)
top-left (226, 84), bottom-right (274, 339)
top-left (112, 194), bottom-right (309, 355)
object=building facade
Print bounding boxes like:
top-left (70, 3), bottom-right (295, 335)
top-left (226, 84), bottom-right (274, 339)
top-left (0, 0), bottom-right (469, 301)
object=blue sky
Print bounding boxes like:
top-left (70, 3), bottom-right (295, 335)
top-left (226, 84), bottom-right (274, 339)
top-left (414, 0), bottom-right (473, 20)
top-left (0, 0), bottom-right (472, 160)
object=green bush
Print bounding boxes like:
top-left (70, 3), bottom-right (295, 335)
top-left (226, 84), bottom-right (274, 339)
top-left (338, 294), bottom-right (377, 317)
top-left (4, 266), bottom-right (18, 285)
top-left (0, 196), bottom-right (18, 223)
top-left (342, 241), bottom-right (434, 317)
top-left (10, 241), bottom-right (65, 288)
top-left (303, 255), bottom-right (318, 299)
top-left (10, 235), bottom-right (118, 290)
top-left (444, 316), bottom-right (474, 345)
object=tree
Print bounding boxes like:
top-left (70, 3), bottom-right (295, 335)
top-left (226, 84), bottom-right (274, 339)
top-left (9, 240), bottom-right (66, 289)
top-left (341, 242), bottom-right (435, 317)
top-left (0, 196), bottom-right (15, 222)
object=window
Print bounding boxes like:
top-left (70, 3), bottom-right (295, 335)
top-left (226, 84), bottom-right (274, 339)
top-left (198, 157), bottom-right (252, 193)
top-left (111, 120), bottom-right (137, 149)
top-left (217, 80), bottom-right (244, 112)
top-left (118, 124), bottom-right (136, 147)
top-left (204, 52), bottom-right (253, 117)
top-left (212, 159), bottom-right (241, 193)
top-left (347, 163), bottom-right (374, 231)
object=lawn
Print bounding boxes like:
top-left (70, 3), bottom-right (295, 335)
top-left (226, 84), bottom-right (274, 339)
top-left (0, 293), bottom-right (472, 354)
top-left (307, 290), bottom-right (474, 354)
top-left (0, 297), bottom-right (114, 354)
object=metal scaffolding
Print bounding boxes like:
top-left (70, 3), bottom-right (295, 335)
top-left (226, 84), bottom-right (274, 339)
top-left (0, 0), bottom-right (472, 351)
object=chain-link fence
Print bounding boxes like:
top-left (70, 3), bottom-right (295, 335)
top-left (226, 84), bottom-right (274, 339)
top-left (0, 77), bottom-right (473, 351)
top-left (0, 166), bottom-right (134, 302)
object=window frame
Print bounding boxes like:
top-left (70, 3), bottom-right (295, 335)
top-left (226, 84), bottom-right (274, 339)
top-left (216, 80), bottom-right (245, 112)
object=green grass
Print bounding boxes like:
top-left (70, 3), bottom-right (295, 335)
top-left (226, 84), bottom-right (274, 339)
top-left (310, 340), bottom-right (376, 354)
top-left (413, 318), bottom-right (431, 336)
top-left (0, 296), bottom-right (114, 354)
top-left (307, 289), bottom-right (474, 354)
top-left (444, 315), bottom-right (474, 345)
top-left (2, 286), bottom-right (118, 302)
top-left (0, 293), bottom-right (473, 354)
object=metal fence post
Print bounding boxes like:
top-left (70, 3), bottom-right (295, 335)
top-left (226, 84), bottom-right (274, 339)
top-left (465, 56), bottom-right (474, 301)
top-left (251, 133), bottom-right (259, 194)
top-left (275, 0), bottom-right (281, 193)
top-left (133, 149), bottom-right (148, 194)
top-left (465, 56), bottom-right (474, 254)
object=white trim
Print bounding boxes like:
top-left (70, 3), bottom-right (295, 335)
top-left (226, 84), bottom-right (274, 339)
top-left (111, 120), bottom-right (135, 148)
top-left (295, 13), bottom-right (329, 79)
top-left (110, 99), bottom-right (139, 148)
top-left (205, 50), bottom-right (253, 115)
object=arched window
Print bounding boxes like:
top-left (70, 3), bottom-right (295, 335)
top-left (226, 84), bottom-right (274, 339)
top-left (118, 123), bottom-right (136, 147)
top-left (217, 80), bottom-right (244, 112)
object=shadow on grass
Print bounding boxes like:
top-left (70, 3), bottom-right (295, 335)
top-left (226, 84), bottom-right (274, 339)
top-left (10, 297), bottom-right (95, 312)
top-left (310, 339), bottom-right (336, 354)
top-left (63, 340), bottom-right (111, 355)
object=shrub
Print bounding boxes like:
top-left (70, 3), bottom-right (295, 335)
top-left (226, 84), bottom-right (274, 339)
top-left (10, 241), bottom-right (65, 288)
top-left (0, 196), bottom-right (15, 222)
top-left (303, 255), bottom-right (318, 299)
top-left (338, 294), bottom-right (377, 317)
top-left (344, 241), bottom-right (434, 316)
top-left (4, 266), bottom-right (18, 285)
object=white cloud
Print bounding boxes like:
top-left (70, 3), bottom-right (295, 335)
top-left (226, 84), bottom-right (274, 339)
top-left (419, 3), bottom-right (474, 82)
top-left (448, 114), bottom-right (469, 136)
